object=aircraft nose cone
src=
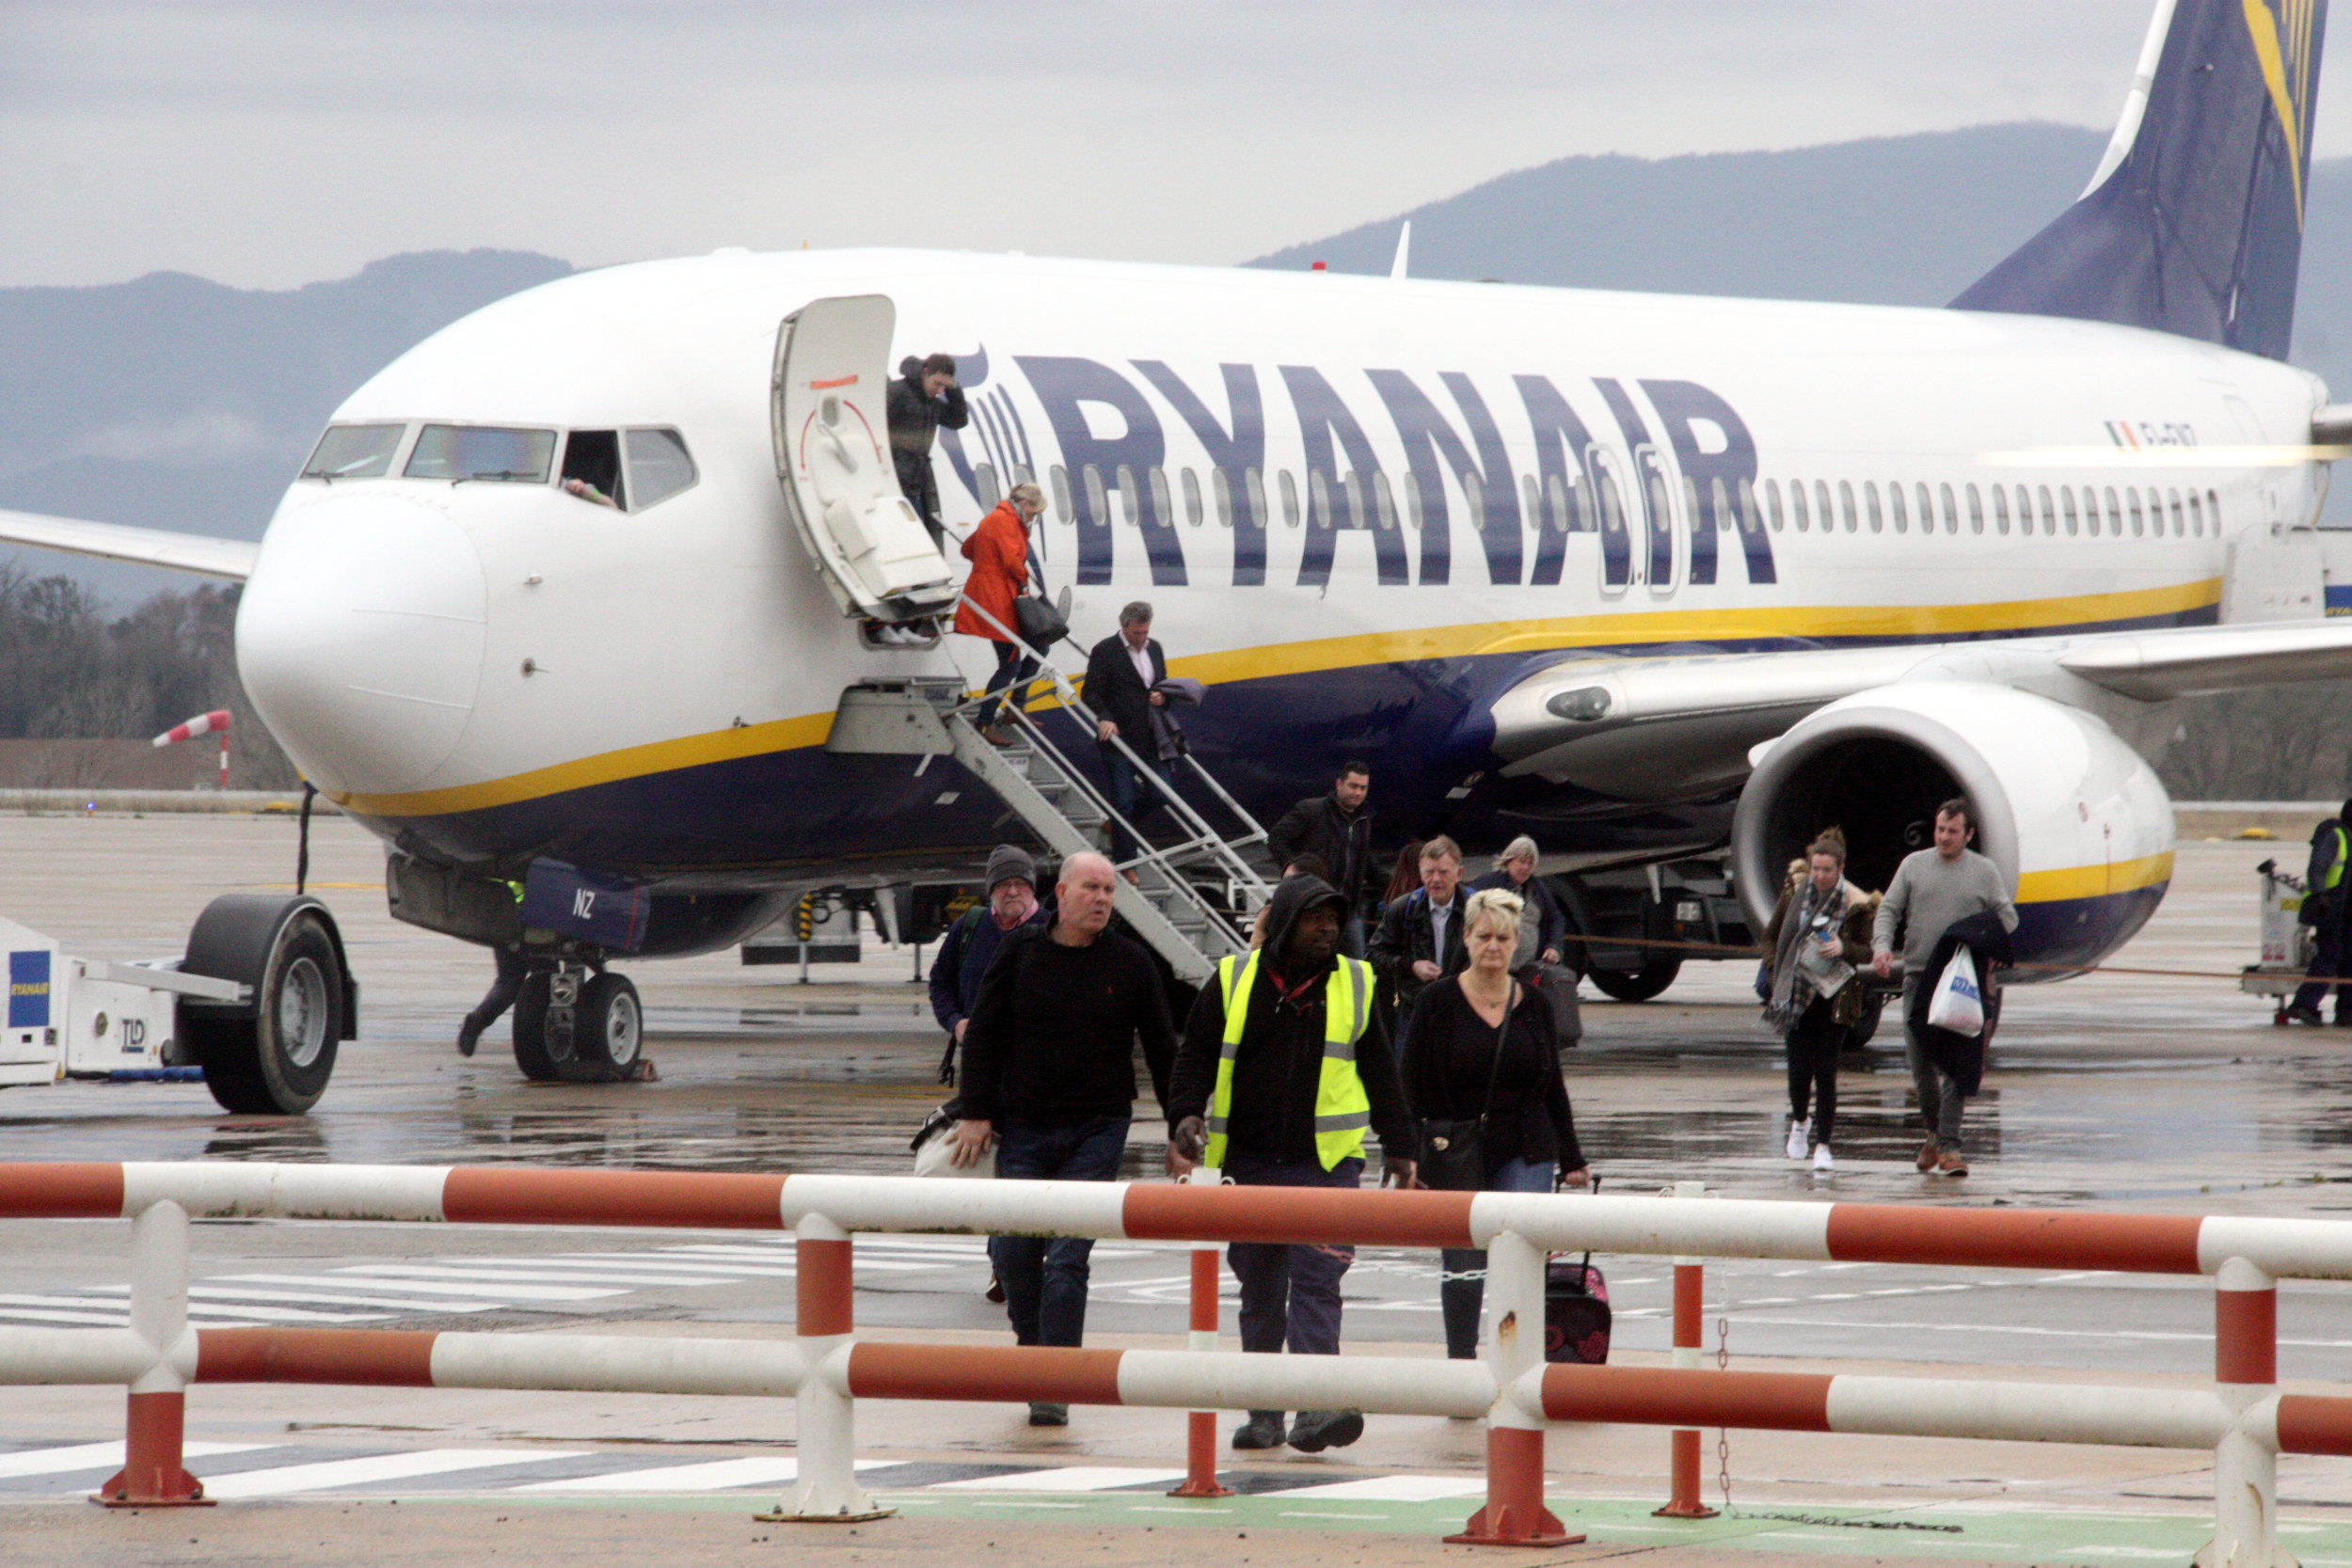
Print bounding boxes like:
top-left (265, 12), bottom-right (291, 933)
top-left (237, 491), bottom-right (486, 798)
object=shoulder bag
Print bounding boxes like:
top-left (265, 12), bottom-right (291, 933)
top-left (1417, 984), bottom-right (1514, 1192)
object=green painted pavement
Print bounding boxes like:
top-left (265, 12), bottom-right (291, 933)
top-left (450, 1486), bottom-right (2352, 1563)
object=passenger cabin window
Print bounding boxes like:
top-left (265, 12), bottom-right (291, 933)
top-left (1939, 483), bottom-right (1958, 534)
top-left (1991, 485), bottom-right (2010, 535)
top-left (1863, 482), bottom-right (1883, 532)
top-left (1212, 469), bottom-right (1235, 529)
top-left (561, 430), bottom-right (626, 509)
top-left (1118, 466), bottom-right (1142, 528)
top-left (1279, 470), bottom-right (1301, 528)
top-left (1374, 472), bottom-right (1399, 531)
top-left (1521, 475), bottom-right (1544, 532)
top-left (1915, 483), bottom-right (1933, 540)
top-left (1764, 479), bottom-right (1784, 531)
top-left (1247, 468), bottom-right (1269, 531)
top-left (1310, 471), bottom-right (1334, 529)
top-left (1461, 472), bottom-right (1486, 531)
top-left (2187, 489), bottom-right (2204, 534)
top-left (1181, 467), bottom-right (1204, 528)
top-left (2168, 487), bottom-right (2184, 536)
top-left (624, 429), bottom-right (697, 510)
top-left (1343, 470), bottom-right (1368, 530)
top-left (1084, 465), bottom-right (1109, 528)
top-left (1147, 467), bottom-right (1172, 530)
top-left (1965, 484), bottom-right (1983, 534)
top-left (406, 424), bottom-right (555, 484)
top-left (2104, 486), bottom-right (2122, 537)
top-left (1888, 482), bottom-right (1907, 533)
top-left (1401, 472), bottom-right (1425, 531)
top-left (1834, 480), bottom-right (1853, 532)
top-left (2127, 490), bottom-right (2145, 536)
top-left (1050, 465), bottom-right (1073, 523)
top-left (302, 423), bottom-right (405, 480)
top-left (1789, 480), bottom-right (1809, 531)
top-left (971, 463), bottom-right (1000, 509)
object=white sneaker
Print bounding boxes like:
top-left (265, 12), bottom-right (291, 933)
top-left (1785, 1118), bottom-right (1809, 1160)
top-left (1812, 1145), bottom-right (1835, 1172)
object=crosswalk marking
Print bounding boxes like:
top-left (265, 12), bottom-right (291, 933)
top-left (198, 1449), bottom-right (590, 1497)
top-left (335, 1263), bottom-right (730, 1289)
top-left (0, 1441), bottom-right (265, 1479)
top-left (1281, 1474), bottom-right (1486, 1500)
top-left (520, 1457), bottom-right (892, 1492)
top-left (932, 1466), bottom-right (1186, 1493)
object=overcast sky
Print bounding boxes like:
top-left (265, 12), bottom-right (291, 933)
top-left (5, 1), bottom-right (2349, 292)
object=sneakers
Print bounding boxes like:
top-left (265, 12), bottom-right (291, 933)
top-left (2286, 1005), bottom-right (2326, 1025)
top-left (1026, 1402), bottom-right (1069, 1427)
top-left (1811, 1145), bottom-right (1834, 1172)
top-left (1286, 1410), bottom-right (1364, 1452)
top-left (1232, 1411), bottom-right (1286, 1449)
top-left (1936, 1151), bottom-right (1969, 1178)
top-left (1915, 1138), bottom-right (1939, 1173)
top-left (1785, 1118), bottom-right (1810, 1161)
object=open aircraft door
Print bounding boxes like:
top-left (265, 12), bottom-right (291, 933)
top-left (771, 295), bottom-right (960, 623)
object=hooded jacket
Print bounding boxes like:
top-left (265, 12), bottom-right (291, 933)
top-left (1168, 875), bottom-right (1411, 1165)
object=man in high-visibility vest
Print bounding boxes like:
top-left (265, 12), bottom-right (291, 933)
top-left (1167, 874), bottom-right (1413, 1455)
top-left (2288, 798), bottom-right (2352, 1025)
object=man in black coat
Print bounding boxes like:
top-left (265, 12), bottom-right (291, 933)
top-left (885, 352), bottom-right (969, 547)
top-left (1084, 601), bottom-right (1176, 867)
top-left (1265, 761), bottom-right (1375, 954)
top-left (1368, 835), bottom-right (1470, 1015)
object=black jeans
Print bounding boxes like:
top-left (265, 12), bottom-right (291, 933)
top-left (2296, 915), bottom-right (2352, 1018)
top-left (1224, 1153), bottom-right (1362, 1414)
top-left (1104, 752), bottom-right (1177, 863)
top-left (980, 641), bottom-right (1038, 729)
top-left (463, 946), bottom-right (528, 1035)
top-left (1785, 995), bottom-right (1845, 1147)
top-left (988, 1116), bottom-right (1128, 1348)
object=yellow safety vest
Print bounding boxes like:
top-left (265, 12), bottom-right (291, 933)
top-left (1202, 950), bottom-right (1375, 1171)
top-left (2328, 825), bottom-right (2348, 893)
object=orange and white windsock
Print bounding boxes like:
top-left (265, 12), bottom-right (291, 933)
top-left (151, 710), bottom-right (230, 749)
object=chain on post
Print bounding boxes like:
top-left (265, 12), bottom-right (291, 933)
top-left (1715, 1302), bottom-right (1732, 1513)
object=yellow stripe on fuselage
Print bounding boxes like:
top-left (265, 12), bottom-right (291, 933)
top-left (2014, 851), bottom-right (2175, 906)
top-left (332, 578), bottom-right (2218, 819)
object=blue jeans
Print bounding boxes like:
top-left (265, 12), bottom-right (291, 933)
top-left (1103, 752), bottom-right (1178, 864)
top-left (1224, 1154), bottom-right (1363, 1412)
top-left (989, 1116), bottom-right (1130, 1348)
top-left (1438, 1156), bottom-right (1556, 1359)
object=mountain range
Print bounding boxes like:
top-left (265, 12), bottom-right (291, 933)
top-left (5, 121), bottom-right (2347, 605)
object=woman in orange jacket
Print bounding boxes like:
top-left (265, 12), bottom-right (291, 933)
top-left (957, 483), bottom-right (1043, 744)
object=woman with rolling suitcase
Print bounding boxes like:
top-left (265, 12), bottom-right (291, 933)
top-left (1401, 886), bottom-right (1590, 1361)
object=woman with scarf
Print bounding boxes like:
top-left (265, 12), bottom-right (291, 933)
top-left (1761, 829), bottom-right (1878, 1172)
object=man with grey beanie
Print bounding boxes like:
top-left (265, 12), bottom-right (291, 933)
top-left (928, 845), bottom-right (1049, 1083)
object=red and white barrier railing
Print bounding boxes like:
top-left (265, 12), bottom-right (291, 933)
top-left (5, 1160), bottom-right (2352, 1557)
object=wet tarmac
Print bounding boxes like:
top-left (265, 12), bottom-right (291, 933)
top-left (8, 810), bottom-right (2352, 1560)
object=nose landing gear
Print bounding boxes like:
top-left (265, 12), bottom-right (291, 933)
top-left (512, 960), bottom-right (652, 1083)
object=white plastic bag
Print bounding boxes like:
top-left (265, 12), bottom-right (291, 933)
top-left (913, 1123), bottom-right (995, 1179)
top-left (1925, 947), bottom-right (1984, 1037)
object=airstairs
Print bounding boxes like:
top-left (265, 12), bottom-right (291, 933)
top-left (823, 635), bottom-right (1274, 985)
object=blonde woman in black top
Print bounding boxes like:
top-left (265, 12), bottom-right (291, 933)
top-left (1400, 886), bottom-right (1589, 1360)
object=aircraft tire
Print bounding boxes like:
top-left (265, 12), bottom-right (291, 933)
top-left (511, 973), bottom-right (560, 1081)
top-left (574, 973), bottom-right (643, 1076)
top-left (1584, 955), bottom-right (1681, 1003)
top-left (194, 909), bottom-right (344, 1115)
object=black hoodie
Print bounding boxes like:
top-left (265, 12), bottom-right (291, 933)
top-left (1167, 876), bottom-right (1411, 1165)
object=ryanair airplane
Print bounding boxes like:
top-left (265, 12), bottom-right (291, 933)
top-left (1, 0), bottom-right (2342, 1073)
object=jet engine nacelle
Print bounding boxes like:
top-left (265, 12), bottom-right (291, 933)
top-left (1731, 682), bottom-right (2173, 979)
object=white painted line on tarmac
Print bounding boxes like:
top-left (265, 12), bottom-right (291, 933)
top-left (331, 1266), bottom-right (688, 1291)
top-left (1281, 1475), bottom-right (1486, 1500)
top-left (184, 1285), bottom-right (503, 1313)
top-left (933, 1466), bottom-right (1185, 1493)
top-left (0, 1308), bottom-right (131, 1326)
top-left (224, 1273), bottom-right (623, 1303)
top-left (0, 1441), bottom-right (266, 1479)
top-left (1728, 1316), bottom-right (2352, 1347)
top-left (199, 1449), bottom-right (588, 1497)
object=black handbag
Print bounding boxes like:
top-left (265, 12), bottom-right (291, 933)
top-left (1416, 988), bottom-right (1512, 1193)
top-left (1013, 589), bottom-right (1068, 649)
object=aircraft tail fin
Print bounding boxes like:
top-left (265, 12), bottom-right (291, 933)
top-left (1949, 0), bottom-right (2327, 359)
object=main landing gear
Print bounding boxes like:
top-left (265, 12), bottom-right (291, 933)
top-left (512, 959), bottom-right (652, 1084)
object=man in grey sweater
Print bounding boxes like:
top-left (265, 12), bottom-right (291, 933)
top-left (1870, 799), bottom-right (2018, 1176)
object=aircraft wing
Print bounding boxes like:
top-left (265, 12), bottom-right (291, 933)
top-left (1487, 618), bottom-right (2352, 800)
top-left (0, 508), bottom-right (257, 581)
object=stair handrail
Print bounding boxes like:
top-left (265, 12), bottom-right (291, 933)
top-left (944, 596), bottom-right (1274, 920)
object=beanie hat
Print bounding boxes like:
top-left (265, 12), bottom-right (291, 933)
top-left (985, 844), bottom-right (1037, 892)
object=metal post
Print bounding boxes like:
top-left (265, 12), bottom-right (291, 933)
top-left (1658, 1181), bottom-right (1718, 1519)
top-left (1449, 1229), bottom-right (1581, 1547)
top-left (1168, 1165), bottom-right (1233, 1499)
top-left (762, 1212), bottom-right (890, 1523)
top-left (2199, 1256), bottom-right (2281, 1568)
top-left (95, 1200), bottom-right (207, 1507)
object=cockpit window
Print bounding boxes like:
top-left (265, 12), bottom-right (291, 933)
top-left (561, 431), bottom-right (625, 509)
top-left (405, 424), bottom-right (556, 483)
top-left (624, 429), bottom-right (697, 510)
top-left (301, 423), bottom-right (405, 480)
